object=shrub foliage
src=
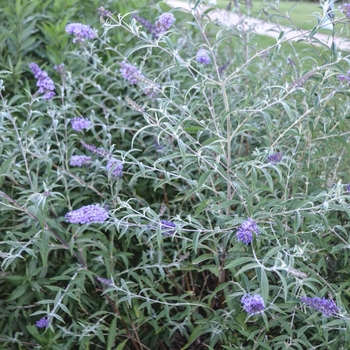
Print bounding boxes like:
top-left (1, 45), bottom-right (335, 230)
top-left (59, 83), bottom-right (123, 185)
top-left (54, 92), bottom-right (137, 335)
top-left (1, 0), bottom-right (350, 349)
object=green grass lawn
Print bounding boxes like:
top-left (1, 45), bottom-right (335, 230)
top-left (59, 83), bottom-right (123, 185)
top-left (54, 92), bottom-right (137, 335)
top-left (216, 0), bottom-right (350, 36)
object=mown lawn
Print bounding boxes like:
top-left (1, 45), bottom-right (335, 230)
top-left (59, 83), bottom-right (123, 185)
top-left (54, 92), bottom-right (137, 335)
top-left (216, 0), bottom-right (350, 35)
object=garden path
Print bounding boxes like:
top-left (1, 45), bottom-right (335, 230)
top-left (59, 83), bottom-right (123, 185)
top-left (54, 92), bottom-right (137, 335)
top-left (166, 0), bottom-right (350, 51)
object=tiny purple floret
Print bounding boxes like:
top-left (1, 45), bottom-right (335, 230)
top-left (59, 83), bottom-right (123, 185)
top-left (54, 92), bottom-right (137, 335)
top-left (196, 49), bottom-right (211, 65)
top-left (36, 317), bottom-right (50, 329)
top-left (66, 23), bottom-right (96, 43)
top-left (70, 117), bottom-right (91, 131)
top-left (241, 294), bottom-right (265, 315)
top-left (70, 155), bottom-right (92, 167)
top-left (160, 220), bottom-right (176, 236)
top-left (340, 3), bottom-right (350, 18)
top-left (54, 63), bottom-right (65, 74)
top-left (97, 276), bottom-right (113, 286)
top-left (346, 183), bottom-right (350, 193)
top-left (301, 296), bottom-right (340, 317)
top-left (267, 152), bottom-right (283, 165)
top-left (65, 204), bottom-right (109, 224)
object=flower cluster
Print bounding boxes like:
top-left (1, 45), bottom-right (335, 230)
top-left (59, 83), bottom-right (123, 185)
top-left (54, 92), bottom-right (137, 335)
top-left (301, 296), bottom-right (340, 317)
top-left (65, 23), bottom-right (96, 43)
top-left (70, 117), bottom-right (91, 131)
top-left (133, 12), bottom-right (175, 38)
top-left (120, 61), bottom-right (144, 84)
top-left (160, 220), bottom-right (176, 236)
top-left (236, 218), bottom-right (260, 245)
top-left (337, 69), bottom-right (350, 84)
top-left (65, 204), bottom-right (109, 224)
top-left (241, 294), bottom-right (265, 315)
top-left (196, 49), bottom-right (211, 65)
top-left (29, 63), bottom-right (55, 100)
top-left (36, 317), bottom-right (50, 329)
top-left (267, 151), bottom-right (283, 165)
top-left (106, 159), bottom-right (123, 178)
top-left (69, 155), bottom-right (92, 167)
top-left (340, 3), bottom-right (350, 18)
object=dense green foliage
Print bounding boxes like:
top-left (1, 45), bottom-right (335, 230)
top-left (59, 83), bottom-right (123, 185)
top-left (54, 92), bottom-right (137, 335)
top-left (2, 0), bottom-right (350, 349)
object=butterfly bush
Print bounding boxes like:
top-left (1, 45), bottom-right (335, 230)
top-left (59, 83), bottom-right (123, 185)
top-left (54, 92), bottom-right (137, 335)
top-left (241, 294), bottom-right (265, 315)
top-left (65, 23), bottom-right (96, 43)
top-left (301, 297), bottom-right (340, 317)
top-left (4, 0), bottom-right (350, 348)
top-left (29, 63), bottom-right (55, 100)
top-left (65, 204), bottom-right (109, 224)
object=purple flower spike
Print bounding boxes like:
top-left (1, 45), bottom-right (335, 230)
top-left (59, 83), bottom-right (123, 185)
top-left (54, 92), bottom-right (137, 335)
top-left (66, 23), bottom-right (96, 43)
top-left (120, 61), bottom-right (144, 84)
top-left (241, 294), bottom-right (265, 315)
top-left (134, 12), bottom-right (175, 38)
top-left (70, 117), bottom-right (91, 131)
top-left (236, 218), bottom-right (260, 245)
top-left (69, 155), bottom-right (92, 167)
top-left (29, 63), bottom-right (56, 100)
top-left (160, 220), bottom-right (176, 236)
top-left (196, 49), bottom-right (211, 65)
top-left (80, 141), bottom-right (109, 157)
top-left (36, 317), bottom-right (50, 329)
top-left (301, 296), bottom-right (340, 317)
top-left (106, 159), bottom-right (123, 178)
top-left (65, 204), bottom-right (109, 224)
top-left (267, 152), bottom-right (283, 165)
top-left (133, 14), bottom-right (156, 34)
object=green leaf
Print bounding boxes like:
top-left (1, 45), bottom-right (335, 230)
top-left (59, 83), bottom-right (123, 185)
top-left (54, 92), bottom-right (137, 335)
top-left (107, 317), bottom-right (117, 350)
top-left (115, 339), bottom-right (129, 350)
top-left (225, 257), bottom-right (254, 270)
top-left (197, 170), bottom-right (212, 190)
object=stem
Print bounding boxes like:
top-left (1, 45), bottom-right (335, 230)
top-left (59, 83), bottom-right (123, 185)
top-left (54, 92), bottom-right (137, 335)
top-left (221, 83), bottom-right (231, 215)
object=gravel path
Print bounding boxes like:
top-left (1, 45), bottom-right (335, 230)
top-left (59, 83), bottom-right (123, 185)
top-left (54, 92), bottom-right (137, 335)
top-left (165, 0), bottom-right (350, 51)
